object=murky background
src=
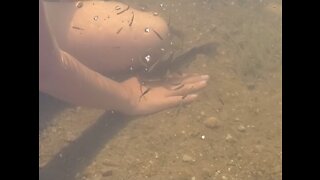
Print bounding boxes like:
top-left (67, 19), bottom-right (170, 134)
top-left (39, 0), bottom-right (282, 179)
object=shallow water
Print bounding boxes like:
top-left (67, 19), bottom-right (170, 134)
top-left (39, 0), bottom-right (282, 179)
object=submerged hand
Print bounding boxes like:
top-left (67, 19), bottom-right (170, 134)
top-left (120, 74), bottom-right (209, 115)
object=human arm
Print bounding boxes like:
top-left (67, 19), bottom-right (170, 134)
top-left (39, 0), bottom-right (208, 115)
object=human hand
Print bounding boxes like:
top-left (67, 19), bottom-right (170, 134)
top-left (120, 74), bottom-right (209, 115)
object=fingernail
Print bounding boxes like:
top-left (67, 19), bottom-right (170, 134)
top-left (201, 75), bottom-right (210, 80)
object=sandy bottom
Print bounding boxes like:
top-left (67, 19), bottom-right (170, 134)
top-left (39, 0), bottom-right (282, 179)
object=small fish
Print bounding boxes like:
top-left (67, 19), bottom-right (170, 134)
top-left (129, 11), bottom-right (134, 26)
top-left (72, 26), bottom-right (84, 30)
top-left (115, 5), bottom-right (121, 10)
top-left (139, 87), bottom-right (151, 101)
top-left (176, 95), bottom-right (187, 116)
top-left (116, 27), bottom-right (123, 34)
top-left (140, 42), bottom-right (218, 80)
top-left (218, 96), bottom-right (224, 105)
top-left (117, 5), bottom-right (130, 15)
top-left (151, 29), bottom-right (163, 40)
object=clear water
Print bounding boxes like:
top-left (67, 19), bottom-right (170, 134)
top-left (40, 0), bottom-right (282, 179)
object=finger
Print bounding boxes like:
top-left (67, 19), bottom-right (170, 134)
top-left (181, 75), bottom-right (209, 84)
top-left (164, 74), bottom-right (208, 87)
top-left (169, 80), bottom-right (207, 96)
top-left (166, 73), bottom-right (201, 83)
top-left (157, 94), bottom-right (199, 110)
top-left (166, 72), bottom-right (190, 79)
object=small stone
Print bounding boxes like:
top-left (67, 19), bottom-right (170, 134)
top-left (191, 176), bottom-right (196, 180)
top-left (237, 125), bottom-right (246, 132)
top-left (222, 175), bottom-right (228, 180)
top-left (203, 116), bottom-right (219, 129)
top-left (182, 154), bottom-right (195, 162)
top-left (215, 170), bottom-right (221, 176)
top-left (200, 111), bottom-right (205, 116)
top-left (226, 134), bottom-right (234, 142)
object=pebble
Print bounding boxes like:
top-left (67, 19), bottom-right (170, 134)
top-left (182, 154), bottom-right (195, 162)
top-left (226, 134), bottom-right (234, 142)
top-left (203, 116), bottom-right (219, 129)
top-left (237, 125), bottom-right (246, 132)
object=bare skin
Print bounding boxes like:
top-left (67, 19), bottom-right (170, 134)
top-left (39, 0), bottom-right (209, 116)
top-left (47, 1), bottom-right (170, 74)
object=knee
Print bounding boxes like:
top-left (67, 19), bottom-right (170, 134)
top-left (145, 15), bottom-right (169, 41)
top-left (136, 12), bottom-right (169, 46)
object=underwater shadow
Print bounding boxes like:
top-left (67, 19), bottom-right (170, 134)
top-left (39, 111), bottom-right (131, 180)
top-left (39, 92), bottom-right (71, 132)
